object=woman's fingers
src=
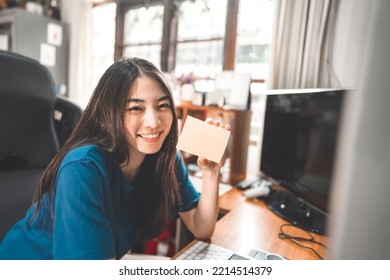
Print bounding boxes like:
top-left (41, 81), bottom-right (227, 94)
top-left (205, 117), bottom-right (213, 125)
top-left (205, 118), bottom-right (230, 131)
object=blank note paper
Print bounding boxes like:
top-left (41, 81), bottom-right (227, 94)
top-left (177, 116), bottom-right (231, 163)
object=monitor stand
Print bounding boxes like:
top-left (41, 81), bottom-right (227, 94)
top-left (264, 189), bottom-right (328, 235)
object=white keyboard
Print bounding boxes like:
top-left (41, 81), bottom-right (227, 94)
top-left (176, 240), bottom-right (286, 260)
top-left (176, 240), bottom-right (234, 260)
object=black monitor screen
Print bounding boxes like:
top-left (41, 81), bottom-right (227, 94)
top-left (260, 89), bottom-right (345, 234)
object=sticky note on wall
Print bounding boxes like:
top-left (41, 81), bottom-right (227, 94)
top-left (177, 116), bottom-right (231, 163)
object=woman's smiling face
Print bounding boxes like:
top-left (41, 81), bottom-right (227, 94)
top-left (123, 75), bottom-right (173, 158)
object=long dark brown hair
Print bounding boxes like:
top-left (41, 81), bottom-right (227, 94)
top-left (32, 57), bottom-right (181, 240)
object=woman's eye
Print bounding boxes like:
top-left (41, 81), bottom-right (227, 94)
top-left (158, 103), bottom-right (171, 110)
top-left (128, 106), bottom-right (143, 112)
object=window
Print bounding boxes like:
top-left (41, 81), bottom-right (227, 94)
top-left (123, 5), bottom-right (164, 67)
top-left (175, 0), bottom-right (227, 79)
top-left (92, 2), bottom-right (116, 90)
top-left (235, 0), bottom-right (275, 148)
top-left (108, 0), bottom-right (274, 85)
top-left (235, 0), bottom-right (274, 80)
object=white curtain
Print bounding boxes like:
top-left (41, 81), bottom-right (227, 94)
top-left (61, 0), bottom-right (93, 108)
top-left (268, 0), bottom-right (340, 89)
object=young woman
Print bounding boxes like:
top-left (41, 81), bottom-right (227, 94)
top-left (0, 57), bottom-right (230, 259)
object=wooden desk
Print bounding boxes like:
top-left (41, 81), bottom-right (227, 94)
top-left (218, 186), bottom-right (246, 212)
top-left (175, 188), bottom-right (328, 260)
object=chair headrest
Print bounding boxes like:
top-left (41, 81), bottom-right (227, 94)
top-left (0, 51), bottom-right (59, 167)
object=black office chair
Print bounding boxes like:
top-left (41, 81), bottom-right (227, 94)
top-left (0, 50), bottom-right (82, 240)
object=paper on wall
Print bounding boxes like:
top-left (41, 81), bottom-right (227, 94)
top-left (0, 34), bottom-right (9, 51)
top-left (47, 23), bottom-right (63, 47)
top-left (40, 43), bottom-right (56, 67)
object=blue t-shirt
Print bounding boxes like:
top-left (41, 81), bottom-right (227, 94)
top-left (0, 145), bottom-right (200, 259)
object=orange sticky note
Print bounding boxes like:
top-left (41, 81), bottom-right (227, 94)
top-left (177, 116), bottom-right (231, 163)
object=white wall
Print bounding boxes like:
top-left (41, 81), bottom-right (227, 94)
top-left (331, 0), bottom-right (372, 87)
top-left (61, 0), bottom-right (93, 108)
top-left (328, 0), bottom-right (390, 259)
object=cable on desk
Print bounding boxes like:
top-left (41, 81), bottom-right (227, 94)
top-left (278, 224), bottom-right (329, 260)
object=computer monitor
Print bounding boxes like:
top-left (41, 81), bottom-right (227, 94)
top-left (259, 88), bottom-right (346, 235)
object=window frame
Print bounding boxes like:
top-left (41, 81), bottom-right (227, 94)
top-left (113, 0), bottom-right (239, 73)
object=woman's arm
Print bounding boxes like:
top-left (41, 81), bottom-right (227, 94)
top-left (179, 118), bottom-right (230, 240)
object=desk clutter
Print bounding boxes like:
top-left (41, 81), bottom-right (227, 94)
top-left (166, 71), bottom-right (251, 110)
top-left (189, 175), bottom-right (232, 197)
top-left (242, 180), bottom-right (271, 199)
